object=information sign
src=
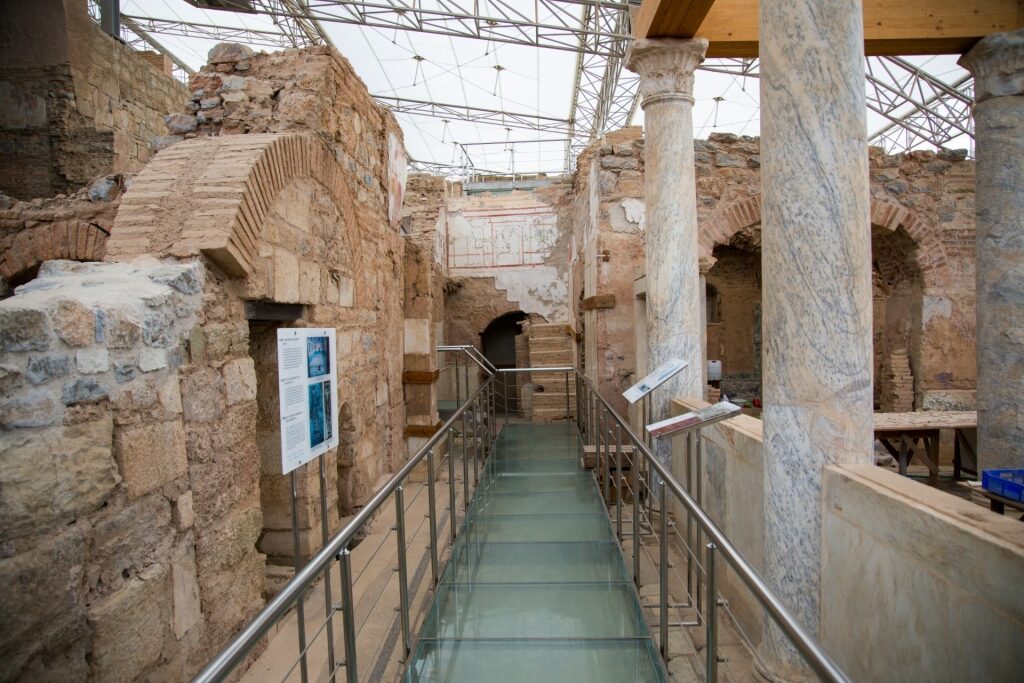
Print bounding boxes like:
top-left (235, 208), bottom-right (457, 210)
top-left (646, 401), bottom-right (742, 439)
top-left (623, 358), bottom-right (689, 404)
top-left (277, 328), bottom-right (340, 474)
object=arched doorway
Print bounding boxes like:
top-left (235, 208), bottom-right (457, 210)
top-left (481, 311), bottom-right (527, 416)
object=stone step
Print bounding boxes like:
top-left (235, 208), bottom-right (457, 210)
top-left (528, 323), bottom-right (572, 339)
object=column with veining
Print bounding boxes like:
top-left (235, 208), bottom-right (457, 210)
top-left (759, 0), bottom-right (874, 676)
top-left (625, 38), bottom-right (708, 467)
top-left (959, 30), bottom-right (1024, 472)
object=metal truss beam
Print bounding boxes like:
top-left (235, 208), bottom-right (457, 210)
top-left (376, 96), bottom-right (573, 135)
top-left (183, 0), bottom-right (633, 57)
top-left (120, 16), bottom-right (197, 75)
top-left (566, 1), bottom-right (639, 168)
top-left (249, 0), bottom-right (334, 47)
top-left (866, 56), bottom-right (974, 155)
top-left (122, 15), bottom-right (298, 49)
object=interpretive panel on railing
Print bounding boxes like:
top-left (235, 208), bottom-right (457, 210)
top-left (277, 328), bottom-right (339, 474)
top-left (646, 401), bottom-right (742, 439)
top-left (622, 358), bottom-right (688, 404)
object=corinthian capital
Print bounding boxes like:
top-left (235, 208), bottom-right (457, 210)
top-left (625, 38), bottom-right (709, 108)
top-left (958, 30), bottom-right (1024, 103)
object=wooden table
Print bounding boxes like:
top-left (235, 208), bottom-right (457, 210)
top-left (874, 411), bottom-right (977, 486)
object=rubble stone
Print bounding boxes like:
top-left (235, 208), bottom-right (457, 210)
top-left (114, 420), bottom-right (188, 499)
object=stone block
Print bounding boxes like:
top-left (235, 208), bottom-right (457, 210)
top-left (0, 390), bottom-right (58, 428)
top-left (26, 353), bottom-right (73, 384)
top-left (158, 375), bottom-right (183, 414)
top-left (198, 550), bottom-right (264, 647)
top-left (62, 378), bottom-right (108, 405)
top-left (194, 505), bottom-right (262, 575)
top-left (113, 361), bottom-right (136, 384)
top-left (0, 308), bottom-right (51, 352)
top-left (99, 310), bottom-right (142, 349)
top-left (173, 490), bottom-right (195, 530)
top-left (88, 564), bottom-right (170, 682)
top-left (223, 357), bottom-right (257, 405)
top-left (0, 416), bottom-right (117, 542)
top-left (181, 367), bottom-right (226, 423)
top-left (52, 300), bottom-right (95, 347)
top-left (114, 420), bottom-right (188, 499)
top-left (298, 261), bottom-right (321, 303)
top-left (75, 348), bottom-right (109, 374)
top-left (272, 248), bottom-right (300, 303)
top-left (164, 113), bottom-right (197, 134)
top-left (171, 535), bottom-right (202, 639)
top-left (139, 347), bottom-right (167, 372)
top-left (87, 490), bottom-right (173, 594)
top-left (208, 43), bottom-right (255, 64)
top-left (0, 525), bottom-right (88, 679)
top-left (142, 312), bottom-right (175, 347)
top-left (338, 275), bottom-right (354, 307)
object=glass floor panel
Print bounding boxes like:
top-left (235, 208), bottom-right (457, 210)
top-left (443, 541), bottom-right (629, 584)
top-left (404, 639), bottom-right (664, 683)
top-left (405, 422), bottom-right (665, 682)
top-left (421, 583), bottom-right (645, 639)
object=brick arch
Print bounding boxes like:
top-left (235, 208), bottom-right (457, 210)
top-left (0, 220), bottom-right (108, 283)
top-left (107, 133), bottom-right (353, 278)
top-left (699, 194), bottom-right (949, 283)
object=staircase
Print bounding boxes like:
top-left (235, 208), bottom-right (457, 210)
top-left (525, 322), bottom-right (576, 421)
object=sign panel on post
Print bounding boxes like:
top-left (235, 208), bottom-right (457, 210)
top-left (622, 358), bottom-right (689, 404)
top-left (277, 328), bottom-right (339, 474)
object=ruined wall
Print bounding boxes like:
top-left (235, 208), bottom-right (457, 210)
top-left (401, 174), bottom-right (449, 436)
top-left (0, 0), bottom-right (188, 200)
top-left (572, 129), bottom-right (977, 411)
top-left (570, 127), bottom-right (645, 416)
top-left (444, 182), bottom-right (573, 351)
top-left (0, 42), bottom-right (407, 682)
top-left (0, 174), bottom-right (124, 291)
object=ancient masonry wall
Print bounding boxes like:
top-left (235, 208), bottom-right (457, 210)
top-left (0, 43), bottom-right (407, 682)
top-left (571, 128), bottom-right (976, 412)
top-left (444, 183), bottom-right (574, 351)
top-left (0, 0), bottom-right (189, 200)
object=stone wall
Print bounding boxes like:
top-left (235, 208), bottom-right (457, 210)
top-left (572, 128), bottom-right (977, 411)
top-left (0, 0), bottom-right (188, 200)
top-left (0, 175), bottom-right (124, 293)
top-left (0, 42), bottom-right (408, 682)
top-left (443, 183), bottom-right (574, 353)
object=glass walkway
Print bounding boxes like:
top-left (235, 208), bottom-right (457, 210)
top-left (403, 422), bottom-right (667, 682)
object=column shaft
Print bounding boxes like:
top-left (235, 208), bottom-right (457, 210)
top-left (625, 39), bottom-right (708, 460)
top-left (759, 0), bottom-right (873, 675)
top-left (959, 31), bottom-right (1024, 471)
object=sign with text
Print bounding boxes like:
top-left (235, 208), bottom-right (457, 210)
top-left (623, 358), bottom-right (689, 404)
top-left (646, 401), bottom-right (742, 439)
top-left (277, 328), bottom-right (339, 474)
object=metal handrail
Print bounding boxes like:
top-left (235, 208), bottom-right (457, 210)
top-left (437, 344), bottom-right (496, 375)
top-left (192, 374), bottom-right (497, 683)
top-left (573, 369), bottom-right (850, 683)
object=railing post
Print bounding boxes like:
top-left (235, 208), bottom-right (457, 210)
top-left (603, 427), bottom-right (611, 505)
top-left (463, 400), bottom-right (471, 511)
top-left (395, 486), bottom-right (411, 659)
top-left (616, 424), bottom-right (623, 541)
top-left (564, 370), bottom-right (570, 421)
top-left (659, 476), bottom-right (669, 662)
top-left (632, 441), bottom-right (641, 586)
top-left (454, 352), bottom-right (460, 407)
top-left (686, 431), bottom-right (695, 608)
top-left (427, 449), bottom-right (439, 585)
top-left (706, 542), bottom-right (718, 682)
top-left (289, 470), bottom-right (309, 683)
top-left (339, 548), bottom-right (358, 683)
top-left (449, 426), bottom-right (458, 542)
top-left (695, 428), bottom-right (703, 622)
top-left (318, 458), bottom-right (337, 677)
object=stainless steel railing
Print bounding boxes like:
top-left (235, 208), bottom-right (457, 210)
top-left (573, 369), bottom-right (850, 683)
top-left (192, 371), bottom-right (498, 683)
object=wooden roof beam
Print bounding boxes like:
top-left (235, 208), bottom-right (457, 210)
top-left (635, 0), bottom-right (1024, 57)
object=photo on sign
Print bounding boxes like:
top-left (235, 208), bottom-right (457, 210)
top-left (309, 381), bottom-right (327, 448)
top-left (322, 381), bottom-right (333, 441)
top-left (307, 336), bottom-right (330, 378)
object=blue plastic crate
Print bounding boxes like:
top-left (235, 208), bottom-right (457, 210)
top-left (982, 469), bottom-right (1024, 503)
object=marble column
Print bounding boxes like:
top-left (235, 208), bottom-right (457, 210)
top-left (625, 38), bottom-right (708, 463)
top-left (958, 31), bottom-right (1024, 471)
top-left (759, 0), bottom-right (873, 676)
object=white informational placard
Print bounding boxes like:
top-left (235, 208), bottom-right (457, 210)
top-left (622, 358), bottom-right (689, 404)
top-left (277, 328), bottom-right (340, 474)
top-left (646, 401), bottom-right (742, 439)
